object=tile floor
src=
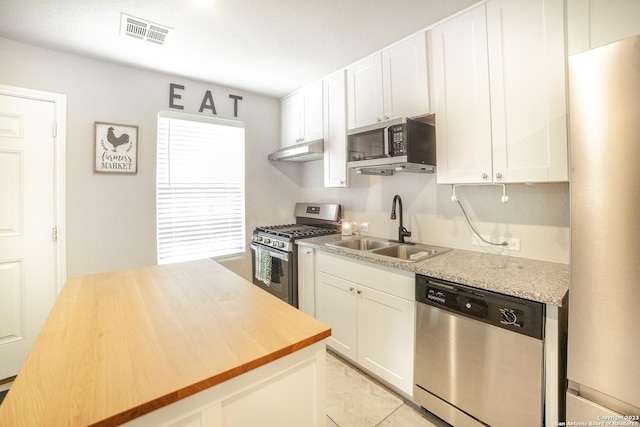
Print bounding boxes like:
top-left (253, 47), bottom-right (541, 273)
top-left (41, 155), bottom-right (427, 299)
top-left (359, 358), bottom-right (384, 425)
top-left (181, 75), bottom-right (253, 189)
top-left (326, 352), bottom-right (450, 427)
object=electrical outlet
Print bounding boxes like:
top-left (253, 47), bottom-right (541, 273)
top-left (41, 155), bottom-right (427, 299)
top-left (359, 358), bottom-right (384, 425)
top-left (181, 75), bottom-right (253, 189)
top-left (471, 235), bottom-right (520, 251)
top-left (501, 237), bottom-right (521, 251)
top-left (358, 222), bottom-right (369, 232)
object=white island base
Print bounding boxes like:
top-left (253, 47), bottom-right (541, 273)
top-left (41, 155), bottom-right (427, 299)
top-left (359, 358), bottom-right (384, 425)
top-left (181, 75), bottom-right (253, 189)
top-left (124, 341), bottom-right (327, 427)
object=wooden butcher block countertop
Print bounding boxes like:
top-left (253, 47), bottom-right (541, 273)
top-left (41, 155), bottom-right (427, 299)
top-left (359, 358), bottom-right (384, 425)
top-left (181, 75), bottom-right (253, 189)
top-left (0, 259), bottom-right (330, 426)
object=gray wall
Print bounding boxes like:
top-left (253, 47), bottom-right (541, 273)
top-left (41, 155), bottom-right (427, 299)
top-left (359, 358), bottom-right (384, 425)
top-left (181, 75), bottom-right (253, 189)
top-left (1, 35), bottom-right (569, 286)
top-left (0, 37), bottom-right (302, 279)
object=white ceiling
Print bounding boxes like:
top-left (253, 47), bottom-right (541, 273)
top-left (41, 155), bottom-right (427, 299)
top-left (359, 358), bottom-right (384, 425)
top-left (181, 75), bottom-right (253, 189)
top-left (0, 0), bottom-right (478, 98)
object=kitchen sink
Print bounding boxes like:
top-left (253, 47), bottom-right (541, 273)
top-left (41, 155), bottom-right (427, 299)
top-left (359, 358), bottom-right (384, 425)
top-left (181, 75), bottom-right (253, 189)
top-left (371, 244), bottom-right (449, 262)
top-left (327, 238), bottom-right (396, 251)
top-left (326, 238), bottom-right (450, 262)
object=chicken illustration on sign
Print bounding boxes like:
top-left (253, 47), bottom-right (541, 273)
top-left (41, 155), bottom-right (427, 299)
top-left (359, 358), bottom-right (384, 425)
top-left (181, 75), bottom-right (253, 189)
top-left (94, 121), bottom-right (138, 174)
top-left (106, 127), bottom-right (129, 151)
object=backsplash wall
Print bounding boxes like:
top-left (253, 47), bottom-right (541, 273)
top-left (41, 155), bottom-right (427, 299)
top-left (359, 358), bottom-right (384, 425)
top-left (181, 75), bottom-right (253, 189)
top-left (300, 160), bottom-right (570, 264)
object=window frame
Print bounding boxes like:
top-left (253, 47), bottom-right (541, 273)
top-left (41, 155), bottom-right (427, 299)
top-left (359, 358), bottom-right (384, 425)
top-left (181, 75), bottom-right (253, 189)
top-left (156, 111), bottom-right (246, 265)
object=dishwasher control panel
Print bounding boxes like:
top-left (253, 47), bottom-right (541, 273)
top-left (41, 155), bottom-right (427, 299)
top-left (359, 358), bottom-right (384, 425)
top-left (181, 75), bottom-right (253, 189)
top-left (416, 275), bottom-right (544, 339)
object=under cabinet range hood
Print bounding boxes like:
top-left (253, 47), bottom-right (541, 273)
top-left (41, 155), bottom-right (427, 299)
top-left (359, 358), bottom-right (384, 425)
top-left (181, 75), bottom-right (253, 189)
top-left (268, 139), bottom-right (324, 162)
top-left (352, 158), bottom-right (435, 175)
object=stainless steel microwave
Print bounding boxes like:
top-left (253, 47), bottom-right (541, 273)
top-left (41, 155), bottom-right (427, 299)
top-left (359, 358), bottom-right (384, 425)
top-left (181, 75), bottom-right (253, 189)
top-left (346, 116), bottom-right (436, 174)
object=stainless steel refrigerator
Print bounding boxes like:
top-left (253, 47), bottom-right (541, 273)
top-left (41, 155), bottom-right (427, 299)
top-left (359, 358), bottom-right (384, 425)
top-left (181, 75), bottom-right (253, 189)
top-left (567, 35), bottom-right (640, 421)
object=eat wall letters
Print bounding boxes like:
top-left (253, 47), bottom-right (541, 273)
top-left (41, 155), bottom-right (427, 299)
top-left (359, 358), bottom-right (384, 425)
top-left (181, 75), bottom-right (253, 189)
top-left (169, 83), bottom-right (244, 117)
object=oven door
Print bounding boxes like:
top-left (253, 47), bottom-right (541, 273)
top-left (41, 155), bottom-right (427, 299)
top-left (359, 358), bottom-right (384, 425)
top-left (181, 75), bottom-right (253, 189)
top-left (250, 243), bottom-right (296, 307)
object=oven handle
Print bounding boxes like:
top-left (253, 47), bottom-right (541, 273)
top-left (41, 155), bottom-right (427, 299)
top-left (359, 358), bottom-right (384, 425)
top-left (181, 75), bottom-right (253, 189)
top-left (250, 243), bottom-right (289, 262)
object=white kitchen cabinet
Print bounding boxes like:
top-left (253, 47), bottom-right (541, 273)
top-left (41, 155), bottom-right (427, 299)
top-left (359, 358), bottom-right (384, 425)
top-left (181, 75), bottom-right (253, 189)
top-left (567, 0), bottom-right (640, 55)
top-left (433, 0), bottom-right (568, 184)
top-left (280, 80), bottom-right (323, 148)
top-left (357, 284), bottom-right (415, 395)
top-left (347, 31), bottom-right (429, 130)
top-left (298, 246), bottom-right (316, 317)
top-left (323, 70), bottom-right (348, 187)
top-left (315, 252), bottom-right (415, 395)
top-left (347, 54), bottom-right (382, 130)
top-left (316, 271), bottom-right (358, 361)
top-left (431, 6), bottom-right (492, 184)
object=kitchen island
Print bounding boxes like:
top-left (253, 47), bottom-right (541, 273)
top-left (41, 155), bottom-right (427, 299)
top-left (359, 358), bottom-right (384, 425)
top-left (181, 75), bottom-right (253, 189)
top-left (0, 259), bottom-right (330, 426)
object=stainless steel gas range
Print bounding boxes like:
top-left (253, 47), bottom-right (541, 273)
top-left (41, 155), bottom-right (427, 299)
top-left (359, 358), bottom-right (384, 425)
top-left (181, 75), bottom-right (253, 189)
top-left (250, 203), bottom-right (341, 307)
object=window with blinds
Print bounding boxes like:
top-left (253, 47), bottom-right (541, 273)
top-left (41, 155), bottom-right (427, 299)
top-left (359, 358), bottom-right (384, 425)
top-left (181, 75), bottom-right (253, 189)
top-left (156, 112), bottom-right (245, 264)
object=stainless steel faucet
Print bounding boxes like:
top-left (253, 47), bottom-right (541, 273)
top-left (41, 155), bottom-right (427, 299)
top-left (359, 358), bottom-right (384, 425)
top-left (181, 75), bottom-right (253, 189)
top-left (390, 194), bottom-right (412, 243)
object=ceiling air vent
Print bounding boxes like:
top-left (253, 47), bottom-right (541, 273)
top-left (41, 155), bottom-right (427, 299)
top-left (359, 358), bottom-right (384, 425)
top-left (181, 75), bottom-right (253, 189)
top-left (120, 13), bottom-right (172, 45)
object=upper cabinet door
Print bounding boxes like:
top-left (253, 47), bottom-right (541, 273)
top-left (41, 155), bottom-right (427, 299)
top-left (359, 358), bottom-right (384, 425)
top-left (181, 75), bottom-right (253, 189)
top-left (433, 0), bottom-right (568, 184)
top-left (280, 93), bottom-right (302, 148)
top-left (487, 0), bottom-right (567, 183)
top-left (347, 31), bottom-right (430, 130)
top-left (323, 70), bottom-right (348, 188)
top-left (568, 0), bottom-right (640, 55)
top-left (301, 80), bottom-right (323, 143)
top-left (382, 31), bottom-right (430, 121)
top-left (347, 54), bottom-right (384, 129)
top-left (432, 6), bottom-right (493, 184)
top-left (280, 81), bottom-right (323, 148)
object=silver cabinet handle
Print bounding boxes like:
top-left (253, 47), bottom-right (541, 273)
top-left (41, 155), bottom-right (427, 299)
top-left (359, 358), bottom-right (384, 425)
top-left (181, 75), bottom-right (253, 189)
top-left (495, 172), bottom-right (503, 180)
top-left (349, 287), bottom-right (355, 292)
top-left (482, 173), bottom-right (489, 180)
top-left (357, 290), bottom-right (362, 294)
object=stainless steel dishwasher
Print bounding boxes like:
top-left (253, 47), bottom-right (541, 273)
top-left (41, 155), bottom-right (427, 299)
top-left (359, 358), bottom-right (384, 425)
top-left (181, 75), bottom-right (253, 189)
top-left (414, 275), bottom-right (544, 427)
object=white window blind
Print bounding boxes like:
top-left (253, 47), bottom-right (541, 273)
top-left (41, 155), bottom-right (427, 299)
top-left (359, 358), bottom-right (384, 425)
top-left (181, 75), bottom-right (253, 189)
top-left (156, 113), bottom-right (245, 264)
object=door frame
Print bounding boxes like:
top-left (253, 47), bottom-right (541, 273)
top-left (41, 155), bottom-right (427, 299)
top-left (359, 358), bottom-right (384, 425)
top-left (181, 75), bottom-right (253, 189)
top-left (0, 84), bottom-right (67, 293)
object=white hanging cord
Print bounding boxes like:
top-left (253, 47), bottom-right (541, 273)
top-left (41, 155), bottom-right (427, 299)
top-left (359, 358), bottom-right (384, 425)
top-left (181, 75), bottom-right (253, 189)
top-left (451, 184), bottom-right (509, 247)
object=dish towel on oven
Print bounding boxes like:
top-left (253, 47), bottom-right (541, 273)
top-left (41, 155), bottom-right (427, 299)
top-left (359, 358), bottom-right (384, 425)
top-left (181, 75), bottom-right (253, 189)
top-left (255, 247), bottom-right (272, 285)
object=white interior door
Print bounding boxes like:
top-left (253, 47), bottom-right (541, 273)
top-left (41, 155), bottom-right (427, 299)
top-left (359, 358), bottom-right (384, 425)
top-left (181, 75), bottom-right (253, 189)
top-left (0, 92), bottom-right (60, 380)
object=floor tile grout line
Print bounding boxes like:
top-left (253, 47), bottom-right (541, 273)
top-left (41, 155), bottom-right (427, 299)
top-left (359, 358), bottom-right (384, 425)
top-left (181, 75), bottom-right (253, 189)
top-left (326, 350), bottom-right (413, 426)
top-left (374, 404), bottom-right (404, 427)
top-left (326, 350), bottom-right (448, 427)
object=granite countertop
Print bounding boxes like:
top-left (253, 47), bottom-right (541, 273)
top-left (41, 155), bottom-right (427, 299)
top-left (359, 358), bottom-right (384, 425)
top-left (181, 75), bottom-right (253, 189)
top-left (297, 235), bottom-right (569, 306)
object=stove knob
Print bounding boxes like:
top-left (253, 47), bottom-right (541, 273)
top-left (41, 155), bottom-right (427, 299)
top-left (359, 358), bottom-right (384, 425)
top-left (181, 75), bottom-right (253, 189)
top-left (264, 238), bottom-right (271, 244)
top-left (275, 241), bottom-right (285, 249)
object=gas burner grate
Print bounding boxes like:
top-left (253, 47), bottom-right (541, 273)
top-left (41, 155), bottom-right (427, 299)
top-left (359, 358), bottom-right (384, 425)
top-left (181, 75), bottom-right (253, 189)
top-left (255, 224), bottom-right (336, 240)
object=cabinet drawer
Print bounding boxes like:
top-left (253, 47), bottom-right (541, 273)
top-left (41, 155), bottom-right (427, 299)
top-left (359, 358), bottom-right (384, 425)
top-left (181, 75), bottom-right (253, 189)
top-left (316, 252), bottom-right (414, 300)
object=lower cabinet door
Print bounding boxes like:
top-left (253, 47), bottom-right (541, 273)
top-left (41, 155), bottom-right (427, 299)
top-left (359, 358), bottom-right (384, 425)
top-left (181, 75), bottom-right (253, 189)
top-left (357, 285), bottom-right (415, 395)
top-left (315, 271), bottom-right (358, 361)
